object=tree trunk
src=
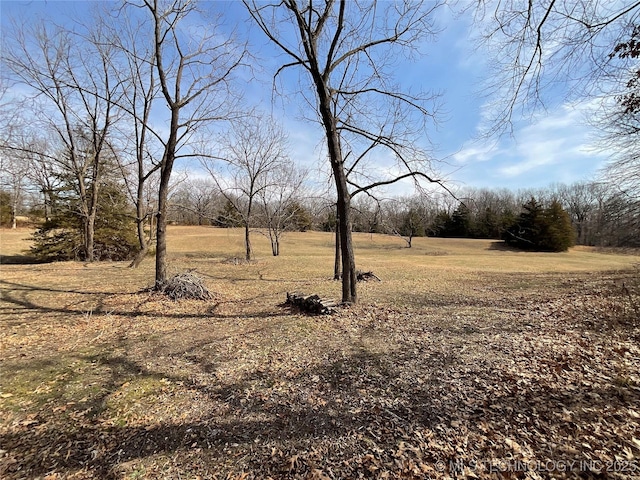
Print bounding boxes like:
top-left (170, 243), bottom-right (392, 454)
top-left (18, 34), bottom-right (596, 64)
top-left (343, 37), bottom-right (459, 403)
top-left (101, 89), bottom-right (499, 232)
top-left (155, 101), bottom-right (179, 285)
top-left (317, 87), bottom-right (357, 302)
top-left (129, 208), bottom-right (150, 268)
top-left (85, 158), bottom-right (102, 263)
top-left (244, 223), bottom-right (252, 261)
top-left (43, 190), bottom-right (51, 222)
top-left (86, 214), bottom-right (95, 262)
top-left (155, 165), bottom-right (172, 285)
top-left (333, 207), bottom-right (341, 280)
top-left (10, 202), bottom-right (17, 229)
top-left (130, 183), bottom-right (150, 269)
top-left (129, 244), bottom-right (148, 268)
top-left (335, 169), bottom-right (356, 303)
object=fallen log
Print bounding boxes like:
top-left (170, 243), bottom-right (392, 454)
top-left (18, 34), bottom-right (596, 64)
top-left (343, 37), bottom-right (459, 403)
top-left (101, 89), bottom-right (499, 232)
top-left (286, 292), bottom-right (338, 314)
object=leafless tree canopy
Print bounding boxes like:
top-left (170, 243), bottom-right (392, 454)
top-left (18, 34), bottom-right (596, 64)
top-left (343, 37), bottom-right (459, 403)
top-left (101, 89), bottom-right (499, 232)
top-left (477, 1), bottom-right (640, 133)
top-left (201, 115), bottom-right (290, 261)
top-left (244, 0), bottom-right (446, 303)
top-left (2, 17), bottom-right (122, 261)
top-left (130, 0), bottom-right (247, 285)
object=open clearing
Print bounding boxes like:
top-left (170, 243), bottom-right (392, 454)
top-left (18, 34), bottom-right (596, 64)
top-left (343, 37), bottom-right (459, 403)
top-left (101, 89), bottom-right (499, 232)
top-left (1, 226), bottom-right (639, 479)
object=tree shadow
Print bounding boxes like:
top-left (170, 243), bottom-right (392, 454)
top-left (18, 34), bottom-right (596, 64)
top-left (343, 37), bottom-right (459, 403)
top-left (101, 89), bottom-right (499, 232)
top-left (2, 340), bottom-right (637, 478)
top-left (0, 279), bottom-right (293, 322)
top-left (486, 240), bottom-right (520, 251)
top-left (0, 279), bottom-right (131, 296)
top-left (0, 254), bottom-right (43, 265)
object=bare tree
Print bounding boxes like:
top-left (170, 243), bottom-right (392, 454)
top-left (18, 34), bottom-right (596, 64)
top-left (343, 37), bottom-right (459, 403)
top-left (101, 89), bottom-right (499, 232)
top-left (135, 0), bottom-right (246, 284)
top-left (245, 0), bottom-right (445, 303)
top-left (352, 195), bottom-right (383, 238)
top-left (2, 19), bottom-right (121, 261)
top-left (0, 154), bottom-right (29, 229)
top-left (104, 8), bottom-right (165, 268)
top-left (258, 163), bottom-right (309, 256)
top-left (201, 116), bottom-right (288, 261)
top-left (0, 101), bottom-right (30, 229)
top-left (24, 138), bottom-right (63, 223)
top-left (596, 25), bottom-right (640, 200)
top-left (382, 196), bottom-right (430, 248)
top-left (169, 177), bottom-right (219, 225)
top-left (477, 2), bottom-right (640, 132)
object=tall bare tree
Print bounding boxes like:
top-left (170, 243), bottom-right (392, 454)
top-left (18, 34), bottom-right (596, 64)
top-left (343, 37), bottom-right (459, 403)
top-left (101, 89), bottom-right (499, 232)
top-left (0, 155), bottom-right (29, 229)
top-left (168, 177), bottom-right (219, 226)
top-left (136, 0), bottom-right (246, 284)
top-left (201, 116), bottom-right (288, 261)
top-left (258, 162), bottom-right (309, 256)
top-left (103, 6), bottom-right (165, 268)
top-left (2, 19), bottom-right (121, 261)
top-left (598, 24), bottom-right (640, 199)
top-left (245, 0), bottom-right (445, 303)
top-left (0, 99), bottom-right (30, 229)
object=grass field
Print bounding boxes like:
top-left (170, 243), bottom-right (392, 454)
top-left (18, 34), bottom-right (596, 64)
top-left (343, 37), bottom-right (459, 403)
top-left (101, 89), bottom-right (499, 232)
top-left (1, 226), bottom-right (639, 479)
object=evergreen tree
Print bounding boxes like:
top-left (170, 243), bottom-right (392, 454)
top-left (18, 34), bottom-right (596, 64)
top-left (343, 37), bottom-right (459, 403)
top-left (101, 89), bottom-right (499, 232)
top-left (285, 202), bottom-right (313, 232)
top-left (506, 197), bottom-right (542, 248)
top-left (214, 199), bottom-right (244, 228)
top-left (429, 211), bottom-right (452, 237)
top-left (30, 178), bottom-right (137, 262)
top-left (436, 203), bottom-right (471, 237)
top-left (506, 198), bottom-right (575, 251)
top-left (0, 191), bottom-right (12, 226)
top-left (473, 207), bottom-right (500, 238)
top-left (539, 200), bottom-right (576, 251)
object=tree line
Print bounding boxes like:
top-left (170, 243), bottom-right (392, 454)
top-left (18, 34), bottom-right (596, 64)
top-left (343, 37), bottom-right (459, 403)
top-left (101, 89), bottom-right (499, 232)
top-left (8, 170), bottom-right (631, 259)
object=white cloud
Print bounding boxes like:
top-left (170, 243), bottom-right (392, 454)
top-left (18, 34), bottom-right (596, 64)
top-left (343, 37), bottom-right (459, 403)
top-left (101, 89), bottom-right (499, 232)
top-left (453, 142), bottom-right (501, 164)
top-left (452, 100), bottom-right (608, 188)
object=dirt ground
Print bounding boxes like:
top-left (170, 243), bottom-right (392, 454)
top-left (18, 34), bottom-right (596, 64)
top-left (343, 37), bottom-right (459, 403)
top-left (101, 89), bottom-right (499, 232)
top-left (1, 227), bottom-right (639, 479)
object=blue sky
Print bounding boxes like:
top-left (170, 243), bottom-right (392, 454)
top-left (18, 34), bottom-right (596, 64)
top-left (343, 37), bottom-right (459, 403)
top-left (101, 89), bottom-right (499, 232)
top-left (1, 1), bottom-right (610, 195)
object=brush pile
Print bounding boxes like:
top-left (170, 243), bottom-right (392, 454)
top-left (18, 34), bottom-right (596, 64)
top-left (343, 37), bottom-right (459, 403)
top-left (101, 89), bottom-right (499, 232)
top-left (152, 272), bottom-right (213, 301)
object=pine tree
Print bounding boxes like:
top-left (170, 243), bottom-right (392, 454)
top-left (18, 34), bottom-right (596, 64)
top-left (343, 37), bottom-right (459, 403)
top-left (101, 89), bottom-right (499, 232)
top-left (285, 202), bottom-right (313, 232)
top-left (506, 198), bottom-right (575, 251)
top-left (0, 191), bottom-right (12, 226)
top-left (214, 199), bottom-right (244, 228)
top-left (30, 178), bottom-right (137, 262)
top-left (539, 200), bottom-right (576, 251)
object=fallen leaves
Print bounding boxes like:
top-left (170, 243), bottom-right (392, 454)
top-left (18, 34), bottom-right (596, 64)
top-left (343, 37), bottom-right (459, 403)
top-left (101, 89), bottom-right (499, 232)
top-left (1, 263), bottom-right (640, 478)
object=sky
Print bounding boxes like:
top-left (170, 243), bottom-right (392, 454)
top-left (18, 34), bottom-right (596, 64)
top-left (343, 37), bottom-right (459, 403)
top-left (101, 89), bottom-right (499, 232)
top-left (0, 0), bottom-right (612, 196)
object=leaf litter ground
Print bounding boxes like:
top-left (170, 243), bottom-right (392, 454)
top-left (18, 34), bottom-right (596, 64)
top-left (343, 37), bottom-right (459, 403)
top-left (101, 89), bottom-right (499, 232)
top-left (1, 230), bottom-right (639, 479)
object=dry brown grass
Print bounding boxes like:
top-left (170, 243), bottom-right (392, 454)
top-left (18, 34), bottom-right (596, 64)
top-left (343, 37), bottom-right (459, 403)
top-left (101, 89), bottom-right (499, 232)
top-left (1, 226), bottom-right (639, 479)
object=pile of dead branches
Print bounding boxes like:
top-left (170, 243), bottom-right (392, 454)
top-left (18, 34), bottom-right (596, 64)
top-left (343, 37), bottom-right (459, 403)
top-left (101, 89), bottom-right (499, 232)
top-left (151, 272), bottom-right (213, 301)
top-left (286, 292), bottom-right (338, 314)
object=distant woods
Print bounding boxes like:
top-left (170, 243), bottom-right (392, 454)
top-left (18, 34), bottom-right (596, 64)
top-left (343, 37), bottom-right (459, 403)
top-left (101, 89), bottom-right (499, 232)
top-left (4, 169), bottom-right (639, 258)
top-left (166, 178), bottom-right (638, 252)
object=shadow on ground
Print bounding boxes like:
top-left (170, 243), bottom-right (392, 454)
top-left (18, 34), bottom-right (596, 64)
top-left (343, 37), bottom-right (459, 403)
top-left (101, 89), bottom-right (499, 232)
top-left (2, 332), bottom-right (638, 479)
top-left (0, 254), bottom-right (42, 265)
